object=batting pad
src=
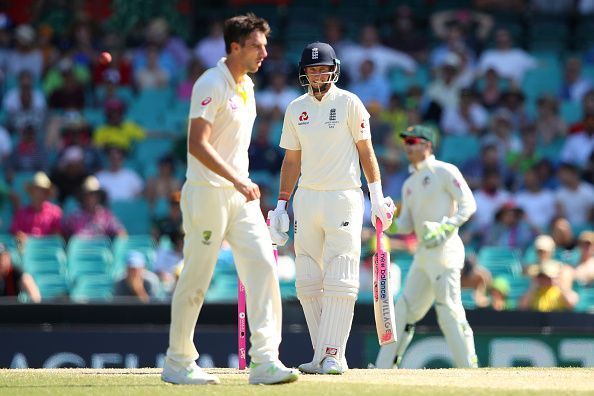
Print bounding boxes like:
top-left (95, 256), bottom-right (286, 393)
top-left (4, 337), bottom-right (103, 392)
top-left (313, 255), bottom-right (359, 366)
top-left (295, 255), bottom-right (324, 350)
top-left (435, 303), bottom-right (478, 368)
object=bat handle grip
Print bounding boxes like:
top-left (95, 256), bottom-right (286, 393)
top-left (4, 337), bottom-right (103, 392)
top-left (376, 218), bottom-right (383, 251)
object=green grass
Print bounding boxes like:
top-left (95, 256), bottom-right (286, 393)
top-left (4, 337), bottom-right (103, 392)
top-left (1, 368), bottom-right (593, 395)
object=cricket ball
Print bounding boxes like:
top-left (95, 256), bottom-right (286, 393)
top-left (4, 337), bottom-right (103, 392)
top-left (99, 51), bottom-right (112, 65)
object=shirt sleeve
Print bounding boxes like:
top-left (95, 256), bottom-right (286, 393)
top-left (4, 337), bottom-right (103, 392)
top-left (442, 164), bottom-right (477, 227)
top-left (188, 75), bottom-right (223, 123)
top-left (279, 105), bottom-right (301, 150)
top-left (348, 95), bottom-right (371, 142)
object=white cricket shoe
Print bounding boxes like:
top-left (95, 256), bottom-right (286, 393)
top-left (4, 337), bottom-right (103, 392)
top-left (298, 361), bottom-right (322, 374)
top-left (248, 360), bottom-right (299, 385)
top-left (321, 356), bottom-right (344, 375)
top-left (161, 360), bottom-right (220, 385)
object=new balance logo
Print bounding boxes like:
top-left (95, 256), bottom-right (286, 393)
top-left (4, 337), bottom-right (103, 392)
top-left (341, 221), bottom-right (349, 227)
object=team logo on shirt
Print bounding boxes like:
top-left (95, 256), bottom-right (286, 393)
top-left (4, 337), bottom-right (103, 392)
top-left (422, 176), bottom-right (430, 187)
top-left (228, 98), bottom-right (239, 110)
top-left (325, 108), bottom-right (338, 129)
top-left (201, 97), bottom-right (212, 106)
top-left (298, 112), bottom-right (309, 125)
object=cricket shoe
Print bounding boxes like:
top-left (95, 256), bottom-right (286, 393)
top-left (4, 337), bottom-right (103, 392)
top-left (321, 356), bottom-right (344, 375)
top-left (248, 360), bottom-right (299, 384)
top-left (298, 361), bottom-right (322, 374)
top-left (161, 360), bottom-right (220, 385)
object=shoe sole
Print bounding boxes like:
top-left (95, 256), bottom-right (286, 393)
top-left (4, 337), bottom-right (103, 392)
top-left (249, 372), bottom-right (299, 385)
top-left (161, 374), bottom-right (220, 385)
top-left (298, 367), bottom-right (321, 374)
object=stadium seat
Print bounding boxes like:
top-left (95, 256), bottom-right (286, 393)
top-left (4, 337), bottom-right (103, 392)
top-left (112, 235), bottom-right (156, 277)
top-left (110, 198), bottom-right (151, 235)
top-left (11, 171), bottom-right (36, 206)
top-left (70, 274), bottom-right (114, 302)
top-left (576, 288), bottom-right (594, 313)
top-left (67, 236), bottom-right (111, 257)
top-left (132, 138), bottom-right (174, 166)
top-left (461, 289), bottom-right (476, 310)
top-left (438, 135), bottom-right (481, 166)
top-left (67, 248), bottom-right (113, 281)
top-left (33, 273), bottom-right (69, 301)
top-left (23, 251), bottom-right (67, 278)
top-left (477, 246), bottom-right (522, 277)
top-left (560, 101), bottom-right (582, 124)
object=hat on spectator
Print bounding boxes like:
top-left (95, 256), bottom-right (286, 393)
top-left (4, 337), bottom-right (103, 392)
top-left (538, 260), bottom-right (561, 278)
top-left (578, 231), bottom-right (594, 245)
top-left (81, 176), bottom-right (102, 193)
top-left (491, 276), bottom-right (510, 296)
top-left (494, 201), bottom-right (524, 221)
top-left (15, 24), bottom-right (35, 45)
top-left (442, 52), bottom-right (461, 69)
top-left (26, 172), bottom-right (52, 192)
top-left (127, 251), bottom-right (146, 269)
top-left (534, 234), bottom-right (556, 252)
top-left (60, 146), bottom-right (85, 167)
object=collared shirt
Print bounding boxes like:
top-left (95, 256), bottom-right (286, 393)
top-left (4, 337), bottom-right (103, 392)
top-left (187, 57), bottom-right (256, 187)
top-left (10, 201), bottom-right (62, 236)
top-left (63, 206), bottom-right (125, 238)
top-left (280, 84), bottom-right (371, 190)
top-left (397, 155), bottom-right (476, 268)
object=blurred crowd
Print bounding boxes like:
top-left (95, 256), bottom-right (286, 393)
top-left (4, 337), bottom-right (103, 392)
top-left (0, 1), bottom-right (592, 311)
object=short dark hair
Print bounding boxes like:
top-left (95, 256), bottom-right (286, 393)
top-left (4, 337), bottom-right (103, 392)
top-left (223, 13), bottom-right (270, 54)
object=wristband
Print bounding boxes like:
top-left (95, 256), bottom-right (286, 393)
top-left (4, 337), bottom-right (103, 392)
top-left (278, 191), bottom-right (291, 200)
top-left (368, 181), bottom-right (383, 205)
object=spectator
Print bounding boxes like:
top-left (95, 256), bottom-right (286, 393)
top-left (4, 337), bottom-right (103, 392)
top-left (3, 70), bottom-right (46, 134)
top-left (523, 234), bottom-right (575, 291)
top-left (378, 149), bottom-right (408, 201)
top-left (477, 28), bottom-right (537, 84)
top-left (93, 98), bottom-right (145, 151)
top-left (477, 68), bottom-right (503, 110)
top-left (134, 44), bottom-right (170, 90)
top-left (177, 57), bottom-right (205, 101)
top-left (50, 146), bottom-right (90, 205)
top-left (144, 17), bottom-right (191, 71)
top-left (0, 124), bottom-right (12, 165)
top-left (519, 257), bottom-right (579, 312)
top-left (505, 126), bottom-right (542, 177)
top-left (424, 52), bottom-right (467, 121)
top-left (62, 175), bottom-right (126, 239)
top-left (6, 24), bottom-right (43, 81)
top-left (461, 143), bottom-right (512, 190)
top-left (47, 58), bottom-right (87, 111)
top-left (0, 243), bottom-right (40, 302)
top-left (93, 34), bottom-right (133, 87)
top-left (499, 88), bottom-right (531, 131)
top-left (514, 167), bottom-right (556, 232)
top-left (488, 276), bottom-right (511, 311)
top-left (382, 5), bottom-right (429, 62)
top-left (258, 40), bottom-right (299, 89)
top-left (574, 231), bottom-right (594, 286)
top-left (256, 72), bottom-right (300, 118)
top-left (429, 21), bottom-right (477, 73)
top-left (96, 147), bottom-right (144, 202)
top-left (430, 9), bottom-right (493, 55)
top-left (340, 24), bottom-right (416, 82)
top-left (6, 123), bottom-right (47, 180)
top-left (247, 118), bottom-right (283, 177)
top-left (535, 95), bottom-right (567, 145)
top-left (440, 88), bottom-right (489, 136)
top-left (57, 112), bottom-right (102, 173)
top-left (153, 227), bottom-right (184, 292)
top-left (380, 94), bottom-right (408, 142)
top-left (559, 57), bottom-right (592, 103)
top-left (10, 172), bottom-right (62, 244)
top-left (461, 254), bottom-right (492, 308)
top-left (549, 216), bottom-right (577, 253)
top-left (114, 250), bottom-right (160, 303)
top-left (555, 163), bottom-right (594, 227)
top-left (145, 155), bottom-right (181, 208)
top-left (194, 21), bottom-right (225, 69)
top-left (560, 114), bottom-right (594, 169)
top-left (483, 201), bottom-right (535, 251)
top-left (323, 17), bottom-right (355, 62)
top-left (348, 59), bottom-right (391, 109)
top-left (152, 190), bottom-right (182, 241)
top-left (470, 169), bottom-right (511, 231)
top-left (481, 108), bottom-right (521, 164)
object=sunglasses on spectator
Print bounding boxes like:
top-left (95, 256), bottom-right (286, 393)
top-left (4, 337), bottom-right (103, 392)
top-left (403, 136), bottom-right (427, 145)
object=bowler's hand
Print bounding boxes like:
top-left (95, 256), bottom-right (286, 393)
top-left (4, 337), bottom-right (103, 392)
top-left (233, 178), bottom-right (260, 202)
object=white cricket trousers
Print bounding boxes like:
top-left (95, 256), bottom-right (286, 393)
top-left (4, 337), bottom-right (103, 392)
top-left (165, 184), bottom-right (282, 365)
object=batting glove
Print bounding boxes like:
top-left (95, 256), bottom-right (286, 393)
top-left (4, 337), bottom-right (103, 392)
top-left (267, 200), bottom-right (290, 246)
top-left (421, 218), bottom-right (456, 248)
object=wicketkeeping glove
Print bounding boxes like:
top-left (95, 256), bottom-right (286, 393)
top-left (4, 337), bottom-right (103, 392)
top-left (267, 201), bottom-right (290, 246)
top-left (421, 218), bottom-right (456, 248)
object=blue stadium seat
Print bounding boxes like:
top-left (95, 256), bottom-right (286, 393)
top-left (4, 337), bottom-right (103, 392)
top-left (112, 235), bottom-right (156, 277)
top-left (438, 135), bottom-right (481, 166)
top-left (67, 248), bottom-right (113, 282)
top-left (477, 246), bottom-right (522, 277)
top-left (560, 101), bottom-right (582, 124)
top-left (70, 274), bottom-right (114, 302)
top-left (33, 273), bottom-right (69, 301)
top-left (110, 198), bottom-right (151, 234)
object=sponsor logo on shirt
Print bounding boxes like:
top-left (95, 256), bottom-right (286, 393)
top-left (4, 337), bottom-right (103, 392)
top-left (453, 178), bottom-right (462, 189)
top-left (298, 111), bottom-right (309, 125)
top-left (201, 97), bottom-right (212, 106)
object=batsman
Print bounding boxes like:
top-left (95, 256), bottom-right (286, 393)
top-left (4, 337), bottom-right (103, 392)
top-left (375, 125), bottom-right (479, 369)
top-left (267, 42), bottom-right (395, 374)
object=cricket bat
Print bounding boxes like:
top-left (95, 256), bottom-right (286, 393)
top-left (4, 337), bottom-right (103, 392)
top-left (373, 218), bottom-right (397, 345)
top-left (237, 280), bottom-right (247, 370)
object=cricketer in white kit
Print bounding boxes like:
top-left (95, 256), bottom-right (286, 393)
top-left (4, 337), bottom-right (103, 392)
top-left (267, 42), bottom-right (396, 375)
top-left (375, 125), bottom-right (479, 369)
top-left (160, 14), bottom-right (298, 385)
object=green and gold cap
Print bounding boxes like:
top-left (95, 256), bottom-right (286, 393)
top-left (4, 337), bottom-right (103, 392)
top-left (400, 125), bottom-right (438, 147)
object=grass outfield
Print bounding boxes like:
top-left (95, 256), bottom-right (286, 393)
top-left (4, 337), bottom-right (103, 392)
top-left (1, 368), bottom-right (593, 396)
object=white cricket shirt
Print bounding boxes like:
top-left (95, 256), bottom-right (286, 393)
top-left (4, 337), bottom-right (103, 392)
top-left (187, 58), bottom-right (256, 187)
top-left (280, 85), bottom-right (371, 190)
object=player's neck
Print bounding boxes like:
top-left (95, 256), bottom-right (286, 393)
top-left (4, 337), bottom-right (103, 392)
top-left (225, 56), bottom-right (247, 84)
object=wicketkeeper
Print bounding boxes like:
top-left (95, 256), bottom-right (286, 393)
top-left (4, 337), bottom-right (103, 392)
top-left (375, 125), bottom-right (479, 369)
top-left (267, 42), bottom-right (395, 374)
